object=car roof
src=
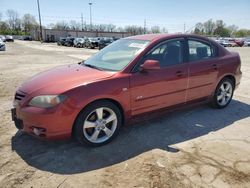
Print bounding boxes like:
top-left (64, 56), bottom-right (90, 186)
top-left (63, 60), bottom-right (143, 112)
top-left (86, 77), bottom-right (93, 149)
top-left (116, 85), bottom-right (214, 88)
top-left (125, 33), bottom-right (212, 42)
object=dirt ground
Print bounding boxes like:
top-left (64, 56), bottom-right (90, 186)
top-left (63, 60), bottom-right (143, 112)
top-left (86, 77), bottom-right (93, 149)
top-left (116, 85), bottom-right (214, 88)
top-left (0, 40), bottom-right (250, 188)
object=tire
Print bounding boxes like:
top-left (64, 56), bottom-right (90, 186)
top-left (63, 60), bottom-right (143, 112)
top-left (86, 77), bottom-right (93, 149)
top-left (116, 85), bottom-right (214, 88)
top-left (211, 78), bottom-right (234, 109)
top-left (74, 100), bottom-right (122, 146)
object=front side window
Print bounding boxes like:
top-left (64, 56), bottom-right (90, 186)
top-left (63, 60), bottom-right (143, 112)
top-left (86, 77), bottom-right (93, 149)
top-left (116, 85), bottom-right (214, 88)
top-left (188, 40), bottom-right (213, 62)
top-left (144, 40), bottom-right (183, 67)
top-left (83, 39), bottom-right (149, 71)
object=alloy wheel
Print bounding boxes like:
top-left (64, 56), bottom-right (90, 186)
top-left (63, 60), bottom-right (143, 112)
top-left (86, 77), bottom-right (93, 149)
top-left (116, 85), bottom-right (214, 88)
top-left (83, 107), bottom-right (118, 144)
top-left (217, 81), bottom-right (233, 106)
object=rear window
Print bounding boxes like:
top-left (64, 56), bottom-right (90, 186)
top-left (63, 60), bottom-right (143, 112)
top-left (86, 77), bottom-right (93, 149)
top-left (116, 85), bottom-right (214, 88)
top-left (188, 40), bottom-right (214, 62)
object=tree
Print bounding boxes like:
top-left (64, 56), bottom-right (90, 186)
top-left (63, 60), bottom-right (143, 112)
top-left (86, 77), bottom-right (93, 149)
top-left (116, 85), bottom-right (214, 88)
top-left (22, 14), bottom-right (38, 33)
top-left (6, 9), bottom-right (21, 31)
top-left (234, 29), bottom-right (250, 37)
top-left (106, 24), bottom-right (116, 32)
top-left (161, 27), bottom-right (168, 33)
top-left (53, 21), bottom-right (69, 30)
top-left (227, 25), bottom-right (238, 36)
top-left (203, 19), bottom-right (215, 35)
top-left (69, 20), bottom-right (81, 30)
top-left (98, 24), bottom-right (107, 32)
top-left (193, 22), bottom-right (204, 35)
top-left (116, 27), bottom-right (124, 32)
top-left (124, 25), bottom-right (144, 35)
top-left (215, 20), bottom-right (225, 28)
top-left (214, 27), bottom-right (230, 37)
top-left (0, 21), bottom-right (10, 34)
top-left (151, 26), bottom-right (160, 33)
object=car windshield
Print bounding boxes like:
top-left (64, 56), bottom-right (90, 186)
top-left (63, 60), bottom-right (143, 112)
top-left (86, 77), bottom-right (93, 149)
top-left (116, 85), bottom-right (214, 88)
top-left (82, 39), bottom-right (149, 71)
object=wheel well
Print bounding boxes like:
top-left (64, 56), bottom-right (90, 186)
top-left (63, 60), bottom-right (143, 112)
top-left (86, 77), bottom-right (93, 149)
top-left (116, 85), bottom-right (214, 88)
top-left (223, 75), bottom-right (236, 88)
top-left (71, 98), bottom-right (125, 137)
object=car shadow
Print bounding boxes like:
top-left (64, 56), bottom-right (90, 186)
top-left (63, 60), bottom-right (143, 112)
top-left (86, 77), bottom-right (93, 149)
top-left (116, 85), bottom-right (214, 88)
top-left (11, 99), bottom-right (250, 174)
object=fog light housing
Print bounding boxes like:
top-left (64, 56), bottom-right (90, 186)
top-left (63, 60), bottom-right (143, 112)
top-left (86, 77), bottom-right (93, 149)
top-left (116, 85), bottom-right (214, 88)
top-left (31, 127), bottom-right (46, 136)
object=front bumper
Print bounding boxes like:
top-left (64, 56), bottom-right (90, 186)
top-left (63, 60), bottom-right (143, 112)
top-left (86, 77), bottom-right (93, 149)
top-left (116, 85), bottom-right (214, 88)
top-left (11, 102), bottom-right (79, 140)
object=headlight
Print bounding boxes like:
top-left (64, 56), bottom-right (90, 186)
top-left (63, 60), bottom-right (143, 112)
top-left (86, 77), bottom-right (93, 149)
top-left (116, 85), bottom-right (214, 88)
top-left (29, 95), bottom-right (67, 108)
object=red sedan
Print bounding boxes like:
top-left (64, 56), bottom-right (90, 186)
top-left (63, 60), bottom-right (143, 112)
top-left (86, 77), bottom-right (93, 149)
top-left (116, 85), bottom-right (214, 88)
top-left (12, 34), bottom-right (242, 146)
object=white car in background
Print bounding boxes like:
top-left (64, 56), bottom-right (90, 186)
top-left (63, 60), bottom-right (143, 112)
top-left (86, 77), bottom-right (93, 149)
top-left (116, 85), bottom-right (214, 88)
top-left (0, 35), bottom-right (6, 42)
top-left (0, 38), bottom-right (6, 51)
top-left (244, 39), bottom-right (250, 47)
top-left (5, 35), bottom-right (14, 42)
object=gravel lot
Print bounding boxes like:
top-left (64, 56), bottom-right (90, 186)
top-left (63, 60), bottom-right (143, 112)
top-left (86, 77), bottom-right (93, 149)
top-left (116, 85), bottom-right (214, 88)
top-left (0, 40), bottom-right (250, 188)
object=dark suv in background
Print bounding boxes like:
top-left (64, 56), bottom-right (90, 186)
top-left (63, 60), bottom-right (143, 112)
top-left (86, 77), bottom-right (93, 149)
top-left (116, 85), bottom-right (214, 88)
top-left (57, 37), bottom-right (66, 46)
top-left (99, 37), bottom-right (114, 50)
top-left (64, 37), bottom-right (75, 47)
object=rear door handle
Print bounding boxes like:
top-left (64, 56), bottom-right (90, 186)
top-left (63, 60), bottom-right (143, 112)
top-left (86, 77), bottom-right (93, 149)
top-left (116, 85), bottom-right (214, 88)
top-left (176, 71), bottom-right (183, 77)
top-left (212, 64), bottom-right (218, 70)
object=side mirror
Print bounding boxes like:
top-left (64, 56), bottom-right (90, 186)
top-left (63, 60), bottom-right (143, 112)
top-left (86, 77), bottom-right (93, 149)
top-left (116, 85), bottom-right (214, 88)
top-left (140, 60), bottom-right (160, 72)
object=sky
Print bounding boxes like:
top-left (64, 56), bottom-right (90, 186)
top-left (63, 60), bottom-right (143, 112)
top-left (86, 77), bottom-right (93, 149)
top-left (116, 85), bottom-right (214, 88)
top-left (1, 0), bottom-right (250, 33)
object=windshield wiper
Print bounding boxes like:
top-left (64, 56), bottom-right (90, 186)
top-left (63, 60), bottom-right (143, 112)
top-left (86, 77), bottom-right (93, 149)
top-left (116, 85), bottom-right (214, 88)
top-left (84, 63), bottom-right (104, 71)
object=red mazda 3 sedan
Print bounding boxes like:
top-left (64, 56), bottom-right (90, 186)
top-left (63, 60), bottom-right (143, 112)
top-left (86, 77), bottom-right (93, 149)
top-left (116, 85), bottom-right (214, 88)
top-left (12, 34), bottom-right (242, 146)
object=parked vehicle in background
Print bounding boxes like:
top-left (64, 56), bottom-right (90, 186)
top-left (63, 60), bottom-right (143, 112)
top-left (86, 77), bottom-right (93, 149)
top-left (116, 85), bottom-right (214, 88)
top-left (0, 35), bottom-right (6, 42)
top-left (12, 34), bottom-right (242, 146)
top-left (84, 38), bottom-right (99, 49)
top-left (244, 39), bottom-right (250, 47)
top-left (0, 38), bottom-right (6, 51)
top-left (73, 38), bottom-right (85, 48)
top-left (227, 39), bottom-right (241, 47)
top-left (64, 37), bottom-right (75, 47)
top-left (112, 37), bottom-right (120, 41)
top-left (21, 36), bottom-right (32, 41)
top-left (57, 37), bottom-right (66, 46)
top-left (99, 37), bottom-right (114, 50)
top-left (5, 35), bottom-right (14, 42)
top-left (215, 39), bottom-right (230, 47)
top-left (233, 39), bottom-right (244, 47)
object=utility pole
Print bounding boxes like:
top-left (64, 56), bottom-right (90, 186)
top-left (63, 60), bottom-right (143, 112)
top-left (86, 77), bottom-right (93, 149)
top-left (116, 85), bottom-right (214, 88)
top-left (184, 22), bottom-right (186, 33)
top-left (144, 19), bottom-right (146, 34)
top-left (37, 0), bottom-right (43, 42)
top-left (89, 2), bottom-right (93, 31)
top-left (81, 13), bottom-right (84, 31)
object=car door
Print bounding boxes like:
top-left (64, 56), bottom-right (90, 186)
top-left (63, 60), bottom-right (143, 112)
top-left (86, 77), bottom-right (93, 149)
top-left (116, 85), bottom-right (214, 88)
top-left (186, 39), bottom-right (219, 101)
top-left (130, 38), bottom-right (189, 115)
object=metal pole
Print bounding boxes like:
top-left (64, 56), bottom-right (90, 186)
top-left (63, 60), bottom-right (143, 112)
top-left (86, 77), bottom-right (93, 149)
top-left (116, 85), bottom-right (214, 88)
top-left (89, 2), bottom-right (92, 31)
top-left (81, 13), bottom-right (84, 31)
top-left (37, 0), bottom-right (43, 42)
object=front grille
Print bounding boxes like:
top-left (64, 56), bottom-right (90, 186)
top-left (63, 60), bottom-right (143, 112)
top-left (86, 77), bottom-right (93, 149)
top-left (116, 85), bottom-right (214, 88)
top-left (15, 91), bottom-right (26, 101)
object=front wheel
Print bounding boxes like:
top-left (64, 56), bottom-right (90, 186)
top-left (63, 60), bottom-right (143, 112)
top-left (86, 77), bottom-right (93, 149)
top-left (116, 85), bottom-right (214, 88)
top-left (74, 101), bottom-right (122, 146)
top-left (211, 78), bottom-right (234, 108)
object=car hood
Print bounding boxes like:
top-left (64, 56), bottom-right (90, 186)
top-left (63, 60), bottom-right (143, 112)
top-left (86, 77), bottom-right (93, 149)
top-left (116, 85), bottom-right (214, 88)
top-left (19, 64), bottom-right (115, 94)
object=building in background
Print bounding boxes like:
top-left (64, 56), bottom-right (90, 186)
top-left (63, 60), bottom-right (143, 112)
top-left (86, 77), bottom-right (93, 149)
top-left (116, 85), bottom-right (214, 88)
top-left (30, 28), bottom-right (131, 42)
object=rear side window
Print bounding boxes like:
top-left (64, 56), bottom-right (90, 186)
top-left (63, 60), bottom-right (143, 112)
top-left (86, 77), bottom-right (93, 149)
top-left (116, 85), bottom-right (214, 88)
top-left (188, 40), bottom-right (214, 62)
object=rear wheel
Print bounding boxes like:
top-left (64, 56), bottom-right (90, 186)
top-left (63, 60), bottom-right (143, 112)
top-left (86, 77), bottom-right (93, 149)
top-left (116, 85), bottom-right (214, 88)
top-left (211, 78), bottom-right (234, 108)
top-left (74, 101), bottom-right (122, 146)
